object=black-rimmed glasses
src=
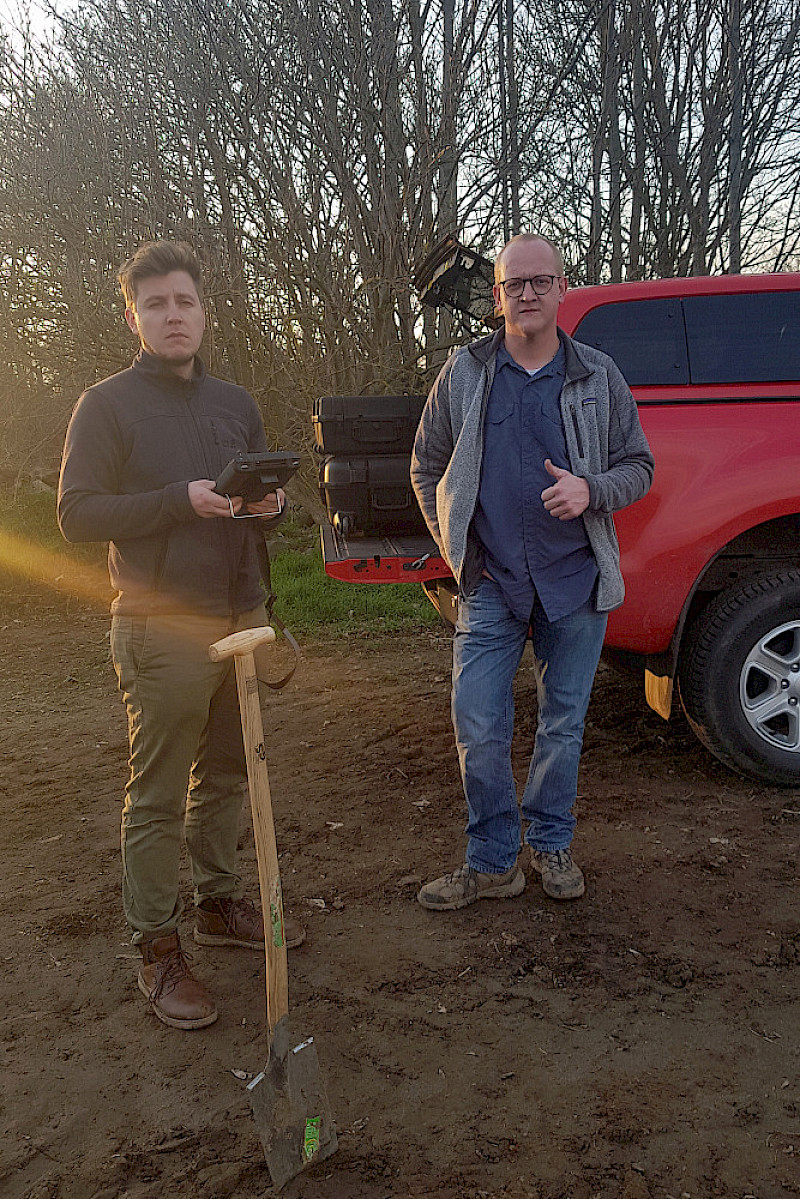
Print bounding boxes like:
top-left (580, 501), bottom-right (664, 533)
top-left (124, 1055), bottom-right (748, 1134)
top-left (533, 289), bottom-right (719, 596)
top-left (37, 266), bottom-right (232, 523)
top-left (499, 275), bottom-right (562, 298)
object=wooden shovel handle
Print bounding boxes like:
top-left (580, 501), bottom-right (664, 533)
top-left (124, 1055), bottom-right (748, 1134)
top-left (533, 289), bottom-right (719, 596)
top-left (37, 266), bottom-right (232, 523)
top-left (209, 625), bottom-right (276, 661)
top-left (208, 626), bottom-right (288, 1032)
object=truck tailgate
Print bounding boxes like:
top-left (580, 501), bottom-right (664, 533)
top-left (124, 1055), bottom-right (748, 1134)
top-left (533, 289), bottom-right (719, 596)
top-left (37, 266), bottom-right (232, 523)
top-left (321, 524), bottom-right (451, 584)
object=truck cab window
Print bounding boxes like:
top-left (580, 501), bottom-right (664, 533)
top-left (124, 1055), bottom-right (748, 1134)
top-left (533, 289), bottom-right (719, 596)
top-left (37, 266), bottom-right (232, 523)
top-left (573, 298), bottom-right (689, 386)
top-left (684, 292), bottom-right (800, 384)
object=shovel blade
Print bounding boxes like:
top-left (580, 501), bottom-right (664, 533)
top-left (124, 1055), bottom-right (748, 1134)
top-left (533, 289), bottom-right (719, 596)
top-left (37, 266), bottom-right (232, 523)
top-left (248, 1018), bottom-right (337, 1189)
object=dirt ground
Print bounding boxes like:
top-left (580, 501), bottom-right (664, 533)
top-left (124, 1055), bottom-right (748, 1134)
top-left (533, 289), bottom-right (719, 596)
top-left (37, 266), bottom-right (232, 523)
top-left (2, 585), bottom-right (799, 1199)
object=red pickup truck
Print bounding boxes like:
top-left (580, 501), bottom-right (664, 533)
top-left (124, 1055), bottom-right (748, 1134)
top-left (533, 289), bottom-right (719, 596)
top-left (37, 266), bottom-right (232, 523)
top-left (319, 249), bottom-right (800, 787)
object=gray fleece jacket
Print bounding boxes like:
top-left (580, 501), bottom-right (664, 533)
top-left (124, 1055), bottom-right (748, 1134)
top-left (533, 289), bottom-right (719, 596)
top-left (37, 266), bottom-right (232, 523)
top-left (410, 328), bottom-right (654, 612)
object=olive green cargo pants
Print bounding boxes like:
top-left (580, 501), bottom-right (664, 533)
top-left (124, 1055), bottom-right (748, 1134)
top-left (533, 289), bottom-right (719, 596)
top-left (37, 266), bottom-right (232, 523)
top-left (110, 606), bottom-right (267, 942)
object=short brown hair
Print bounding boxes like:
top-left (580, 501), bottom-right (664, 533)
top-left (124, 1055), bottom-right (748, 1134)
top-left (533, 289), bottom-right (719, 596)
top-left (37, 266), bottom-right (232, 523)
top-left (118, 240), bottom-right (203, 307)
top-left (494, 233), bottom-right (566, 282)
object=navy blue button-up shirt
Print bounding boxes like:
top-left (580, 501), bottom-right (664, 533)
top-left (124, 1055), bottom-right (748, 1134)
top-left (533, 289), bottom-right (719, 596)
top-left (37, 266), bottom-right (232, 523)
top-left (472, 339), bottom-right (598, 623)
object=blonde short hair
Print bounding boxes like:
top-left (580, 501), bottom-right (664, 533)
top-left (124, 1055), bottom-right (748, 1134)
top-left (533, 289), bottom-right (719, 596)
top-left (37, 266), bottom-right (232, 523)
top-left (494, 234), bottom-right (565, 283)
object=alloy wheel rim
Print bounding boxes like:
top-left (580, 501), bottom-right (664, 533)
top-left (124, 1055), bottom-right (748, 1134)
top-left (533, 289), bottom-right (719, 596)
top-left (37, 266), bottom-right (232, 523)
top-left (739, 619), bottom-right (800, 752)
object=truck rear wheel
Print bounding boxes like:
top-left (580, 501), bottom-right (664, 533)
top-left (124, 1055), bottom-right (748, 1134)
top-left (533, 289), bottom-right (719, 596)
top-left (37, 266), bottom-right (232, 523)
top-left (679, 570), bottom-right (800, 786)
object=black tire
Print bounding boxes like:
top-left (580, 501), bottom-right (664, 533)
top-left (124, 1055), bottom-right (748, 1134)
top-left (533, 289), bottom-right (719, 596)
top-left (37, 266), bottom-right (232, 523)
top-left (679, 570), bottom-right (800, 786)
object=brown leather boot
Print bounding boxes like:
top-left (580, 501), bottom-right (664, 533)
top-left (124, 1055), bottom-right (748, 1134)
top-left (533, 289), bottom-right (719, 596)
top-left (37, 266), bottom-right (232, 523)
top-left (138, 931), bottom-right (218, 1030)
top-left (194, 896), bottom-right (306, 951)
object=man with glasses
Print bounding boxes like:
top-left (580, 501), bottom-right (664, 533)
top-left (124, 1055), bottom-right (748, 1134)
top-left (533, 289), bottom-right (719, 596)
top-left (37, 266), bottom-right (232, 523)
top-left (411, 233), bottom-right (653, 909)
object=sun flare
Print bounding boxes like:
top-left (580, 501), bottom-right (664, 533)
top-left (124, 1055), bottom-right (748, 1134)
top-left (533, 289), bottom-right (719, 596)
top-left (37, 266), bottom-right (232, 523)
top-left (0, 529), bottom-right (111, 606)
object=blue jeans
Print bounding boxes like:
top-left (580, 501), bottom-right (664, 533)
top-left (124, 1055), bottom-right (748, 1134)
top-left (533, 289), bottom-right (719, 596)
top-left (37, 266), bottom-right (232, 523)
top-left (452, 577), bottom-right (607, 873)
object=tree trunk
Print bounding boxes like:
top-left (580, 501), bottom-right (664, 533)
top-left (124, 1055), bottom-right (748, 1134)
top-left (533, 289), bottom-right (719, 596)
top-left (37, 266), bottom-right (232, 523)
top-left (728, 0), bottom-right (743, 273)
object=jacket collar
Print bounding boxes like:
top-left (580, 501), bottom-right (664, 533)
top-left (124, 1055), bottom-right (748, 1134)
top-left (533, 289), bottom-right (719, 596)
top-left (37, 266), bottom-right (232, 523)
top-left (467, 328), bottom-right (504, 364)
top-left (468, 325), bottom-right (593, 383)
top-left (132, 348), bottom-right (206, 389)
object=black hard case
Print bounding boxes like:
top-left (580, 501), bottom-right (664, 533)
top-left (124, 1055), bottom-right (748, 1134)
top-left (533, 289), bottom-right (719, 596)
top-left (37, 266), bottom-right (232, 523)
top-left (312, 395), bottom-right (426, 455)
top-left (318, 455), bottom-right (427, 536)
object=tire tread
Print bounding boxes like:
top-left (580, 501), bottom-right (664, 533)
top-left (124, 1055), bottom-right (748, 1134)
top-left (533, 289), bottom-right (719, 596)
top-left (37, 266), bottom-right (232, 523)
top-left (679, 569), bottom-right (800, 786)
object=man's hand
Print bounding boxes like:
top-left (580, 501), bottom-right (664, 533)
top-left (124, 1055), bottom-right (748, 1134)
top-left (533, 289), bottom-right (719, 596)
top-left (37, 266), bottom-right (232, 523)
top-left (188, 479), bottom-right (242, 518)
top-left (245, 488), bottom-right (285, 518)
top-left (188, 481), bottom-right (286, 519)
top-left (541, 459), bottom-right (590, 520)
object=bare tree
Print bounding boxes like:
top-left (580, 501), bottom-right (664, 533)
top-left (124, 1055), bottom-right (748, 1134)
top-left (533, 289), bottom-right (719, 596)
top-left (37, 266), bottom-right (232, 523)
top-left (4, 0), bottom-right (800, 489)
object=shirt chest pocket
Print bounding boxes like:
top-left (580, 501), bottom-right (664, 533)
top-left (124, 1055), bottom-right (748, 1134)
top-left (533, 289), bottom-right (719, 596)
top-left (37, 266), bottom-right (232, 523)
top-left (485, 393), bottom-right (514, 426)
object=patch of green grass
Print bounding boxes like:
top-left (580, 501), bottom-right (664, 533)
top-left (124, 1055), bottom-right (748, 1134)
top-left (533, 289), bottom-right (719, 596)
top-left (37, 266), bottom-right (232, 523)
top-left (269, 538), bottom-right (438, 635)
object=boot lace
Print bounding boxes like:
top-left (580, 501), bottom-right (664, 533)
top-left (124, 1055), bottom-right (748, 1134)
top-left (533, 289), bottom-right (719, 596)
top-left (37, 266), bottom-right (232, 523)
top-left (150, 945), bottom-right (193, 1000)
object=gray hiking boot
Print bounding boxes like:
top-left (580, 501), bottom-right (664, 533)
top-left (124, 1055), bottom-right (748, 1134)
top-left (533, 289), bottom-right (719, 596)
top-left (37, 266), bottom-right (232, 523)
top-left (530, 848), bottom-right (585, 899)
top-left (417, 863), bottom-right (526, 911)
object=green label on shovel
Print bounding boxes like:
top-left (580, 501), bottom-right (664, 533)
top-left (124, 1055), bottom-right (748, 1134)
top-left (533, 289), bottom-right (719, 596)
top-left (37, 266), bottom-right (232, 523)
top-left (303, 1116), bottom-right (321, 1161)
top-left (269, 903), bottom-right (284, 948)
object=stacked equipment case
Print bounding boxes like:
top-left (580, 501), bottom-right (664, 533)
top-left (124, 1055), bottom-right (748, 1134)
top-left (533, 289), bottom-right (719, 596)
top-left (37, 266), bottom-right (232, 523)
top-left (313, 395), bottom-right (428, 537)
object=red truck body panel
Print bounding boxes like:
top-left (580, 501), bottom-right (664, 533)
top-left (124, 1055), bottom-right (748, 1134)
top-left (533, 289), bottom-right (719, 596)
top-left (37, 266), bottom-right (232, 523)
top-left (608, 401), bottom-right (800, 652)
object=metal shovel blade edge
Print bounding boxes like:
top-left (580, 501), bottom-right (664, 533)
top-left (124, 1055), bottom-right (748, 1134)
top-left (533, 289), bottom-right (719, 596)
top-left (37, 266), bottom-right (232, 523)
top-left (247, 1016), bottom-right (338, 1189)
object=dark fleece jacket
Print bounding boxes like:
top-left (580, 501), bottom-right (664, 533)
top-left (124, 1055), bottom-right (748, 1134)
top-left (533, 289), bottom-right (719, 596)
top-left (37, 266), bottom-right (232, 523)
top-left (58, 351), bottom-right (269, 616)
